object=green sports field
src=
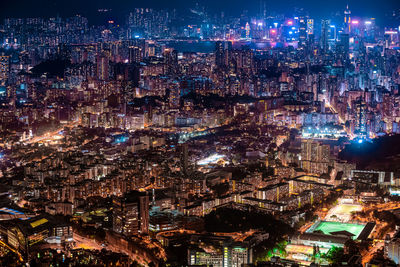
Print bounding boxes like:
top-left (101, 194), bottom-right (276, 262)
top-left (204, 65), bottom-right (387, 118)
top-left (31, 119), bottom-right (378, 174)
top-left (312, 221), bottom-right (365, 239)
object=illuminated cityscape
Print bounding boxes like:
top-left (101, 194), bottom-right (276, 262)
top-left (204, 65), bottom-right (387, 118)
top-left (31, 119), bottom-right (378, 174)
top-left (1, 0), bottom-right (400, 266)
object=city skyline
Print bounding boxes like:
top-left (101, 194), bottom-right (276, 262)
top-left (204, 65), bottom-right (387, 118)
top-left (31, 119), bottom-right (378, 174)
top-left (2, 0), bottom-right (400, 24)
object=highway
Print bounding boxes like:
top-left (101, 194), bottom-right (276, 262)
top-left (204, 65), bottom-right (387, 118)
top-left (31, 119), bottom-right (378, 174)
top-left (73, 232), bottom-right (161, 265)
top-left (0, 239), bottom-right (24, 262)
top-left (24, 120), bottom-right (80, 145)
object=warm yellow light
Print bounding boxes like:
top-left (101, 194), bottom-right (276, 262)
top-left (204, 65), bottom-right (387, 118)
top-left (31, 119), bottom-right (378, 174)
top-left (30, 218), bottom-right (48, 228)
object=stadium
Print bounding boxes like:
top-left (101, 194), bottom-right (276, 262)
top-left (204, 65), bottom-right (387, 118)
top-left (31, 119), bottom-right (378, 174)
top-left (306, 220), bottom-right (369, 240)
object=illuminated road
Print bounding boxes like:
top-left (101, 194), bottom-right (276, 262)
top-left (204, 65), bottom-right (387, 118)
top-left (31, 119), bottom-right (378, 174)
top-left (214, 230), bottom-right (255, 242)
top-left (73, 233), bottom-right (104, 251)
top-left (348, 202), bottom-right (400, 265)
top-left (325, 101), bottom-right (354, 139)
top-left (156, 229), bottom-right (196, 239)
top-left (25, 120), bottom-right (80, 145)
top-left (299, 222), bottom-right (314, 233)
top-left (361, 241), bottom-right (383, 265)
top-left (0, 239), bottom-right (24, 262)
top-left (354, 204), bottom-right (400, 218)
top-left (73, 232), bottom-right (162, 265)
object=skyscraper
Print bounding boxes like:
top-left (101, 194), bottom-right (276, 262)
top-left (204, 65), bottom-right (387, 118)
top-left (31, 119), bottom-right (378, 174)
top-left (355, 98), bottom-right (367, 138)
top-left (387, 238), bottom-right (400, 265)
top-left (96, 53), bottom-right (110, 81)
top-left (113, 191), bottom-right (150, 235)
top-left (128, 46), bottom-right (143, 63)
top-left (245, 22), bottom-right (251, 39)
top-left (307, 19), bottom-right (314, 35)
top-left (215, 41), bottom-right (232, 68)
top-left (339, 33), bottom-right (350, 59)
top-left (344, 4), bottom-right (351, 33)
top-left (0, 55), bottom-right (10, 86)
top-left (321, 19), bottom-right (331, 53)
top-left (298, 17), bottom-right (307, 48)
top-left (258, 0), bottom-right (267, 20)
top-left (301, 139), bottom-right (330, 174)
top-left (181, 143), bottom-right (188, 175)
top-left (164, 48), bottom-right (178, 75)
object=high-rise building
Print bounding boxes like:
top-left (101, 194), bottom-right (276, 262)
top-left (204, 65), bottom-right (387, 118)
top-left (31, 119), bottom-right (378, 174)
top-left (96, 53), bottom-right (110, 81)
top-left (339, 33), bottom-right (350, 61)
top-left (189, 244), bottom-right (251, 267)
top-left (231, 48), bottom-right (254, 73)
top-left (245, 22), bottom-right (250, 39)
top-left (164, 48), bottom-right (178, 75)
top-left (0, 55), bottom-right (10, 86)
top-left (298, 17), bottom-right (307, 48)
top-left (307, 19), bottom-right (314, 35)
top-left (386, 238), bottom-right (400, 265)
top-left (321, 19), bottom-right (331, 53)
top-left (301, 140), bottom-right (330, 163)
top-left (113, 191), bottom-right (150, 235)
top-left (125, 8), bottom-right (169, 38)
top-left (181, 143), bottom-right (188, 175)
top-left (301, 140), bottom-right (330, 174)
top-left (128, 46), bottom-right (143, 63)
top-left (215, 41), bottom-right (232, 69)
top-left (329, 25), bottom-right (337, 41)
top-left (344, 4), bottom-right (351, 33)
top-left (355, 98), bottom-right (367, 137)
top-left (259, 0), bottom-right (267, 20)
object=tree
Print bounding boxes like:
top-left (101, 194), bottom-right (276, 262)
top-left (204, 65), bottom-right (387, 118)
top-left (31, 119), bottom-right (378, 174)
top-left (323, 246), bottom-right (344, 264)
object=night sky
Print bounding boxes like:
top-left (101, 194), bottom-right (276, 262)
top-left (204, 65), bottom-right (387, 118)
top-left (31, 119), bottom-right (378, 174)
top-left (1, 0), bottom-right (400, 24)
